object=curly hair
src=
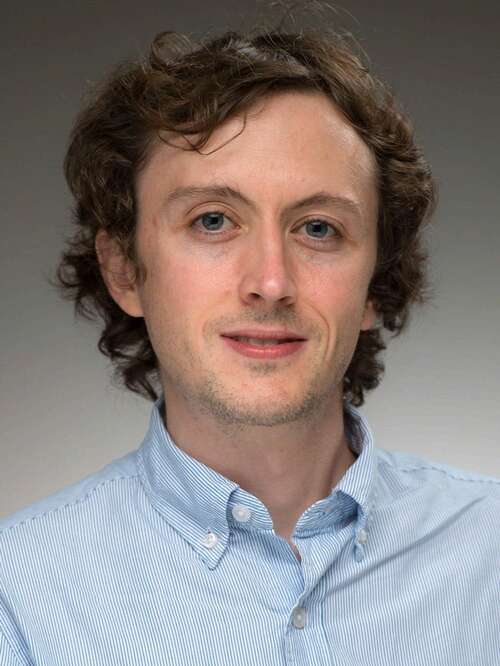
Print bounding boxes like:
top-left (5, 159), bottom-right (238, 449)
top-left (54, 19), bottom-right (436, 407)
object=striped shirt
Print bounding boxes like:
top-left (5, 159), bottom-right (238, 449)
top-left (1, 396), bottom-right (499, 665)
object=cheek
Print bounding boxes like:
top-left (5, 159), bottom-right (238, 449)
top-left (140, 246), bottom-right (231, 339)
top-left (303, 260), bottom-right (371, 316)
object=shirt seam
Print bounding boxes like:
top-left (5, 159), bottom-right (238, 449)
top-left (378, 458), bottom-right (500, 485)
top-left (0, 627), bottom-right (29, 666)
top-left (0, 474), bottom-right (140, 536)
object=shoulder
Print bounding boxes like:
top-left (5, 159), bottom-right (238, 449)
top-left (0, 450), bottom-right (143, 661)
top-left (374, 447), bottom-right (500, 526)
top-left (0, 450), bottom-right (140, 538)
top-left (376, 447), bottom-right (500, 490)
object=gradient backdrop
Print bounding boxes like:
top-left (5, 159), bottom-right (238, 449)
top-left (1, 1), bottom-right (499, 518)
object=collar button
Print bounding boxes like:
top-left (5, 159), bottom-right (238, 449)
top-left (232, 505), bottom-right (251, 523)
top-left (201, 531), bottom-right (219, 549)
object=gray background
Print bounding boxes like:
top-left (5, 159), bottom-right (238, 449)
top-left (1, 1), bottom-right (499, 518)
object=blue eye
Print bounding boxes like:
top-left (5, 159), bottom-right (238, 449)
top-left (302, 219), bottom-right (339, 241)
top-left (192, 212), bottom-right (231, 234)
top-left (189, 211), bottom-right (341, 245)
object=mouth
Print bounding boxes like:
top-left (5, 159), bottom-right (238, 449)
top-left (220, 335), bottom-right (307, 359)
top-left (222, 335), bottom-right (301, 346)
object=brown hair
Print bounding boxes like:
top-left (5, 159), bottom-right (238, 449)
top-left (54, 16), bottom-right (436, 407)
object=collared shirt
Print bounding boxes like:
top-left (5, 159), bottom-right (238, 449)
top-left (0, 396), bottom-right (499, 666)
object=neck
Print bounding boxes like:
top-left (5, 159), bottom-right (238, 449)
top-left (159, 391), bottom-right (357, 541)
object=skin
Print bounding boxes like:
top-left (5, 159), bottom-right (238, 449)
top-left (96, 90), bottom-right (378, 561)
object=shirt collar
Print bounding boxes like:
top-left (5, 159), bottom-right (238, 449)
top-left (137, 395), bottom-right (377, 569)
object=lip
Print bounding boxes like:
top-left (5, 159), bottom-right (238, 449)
top-left (221, 336), bottom-right (307, 359)
top-left (220, 329), bottom-right (306, 341)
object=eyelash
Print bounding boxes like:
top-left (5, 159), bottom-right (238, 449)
top-left (188, 211), bottom-right (342, 245)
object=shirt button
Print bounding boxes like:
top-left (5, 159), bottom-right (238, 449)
top-left (357, 528), bottom-right (368, 544)
top-left (232, 504), bottom-right (251, 522)
top-left (292, 607), bottom-right (307, 629)
top-left (201, 531), bottom-right (219, 549)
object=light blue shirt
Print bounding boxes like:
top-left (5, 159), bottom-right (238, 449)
top-left (1, 396), bottom-right (499, 665)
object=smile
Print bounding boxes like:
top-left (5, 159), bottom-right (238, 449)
top-left (221, 335), bottom-right (307, 359)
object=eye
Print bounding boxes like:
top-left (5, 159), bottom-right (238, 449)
top-left (189, 211), bottom-right (342, 245)
top-left (297, 218), bottom-right (342, 244)
top-left (190, 211), bottom-right (234, 235)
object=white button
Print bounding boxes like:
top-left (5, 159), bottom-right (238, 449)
top-left (201, 532), bottom-right (218, 549)
top-left (232, 505), bottom-right (251, 522)
top-left (292, 607), bottom-right (307, 629)
top-left (357, 528), bottom-right (368, 544)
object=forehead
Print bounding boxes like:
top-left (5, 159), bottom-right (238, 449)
top-left (136, 90), bottom-right (377, 221)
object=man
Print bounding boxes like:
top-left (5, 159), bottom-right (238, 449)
top-left (1, 23), bottom-right (498, 666)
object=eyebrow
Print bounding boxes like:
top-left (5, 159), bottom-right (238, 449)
top-left (164, 184), bottom-right (364, 222)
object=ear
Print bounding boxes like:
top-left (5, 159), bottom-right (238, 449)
top-left (360, 299), bottom-right (378, 331)
top-left (95, 229), bottom-right (144, 318)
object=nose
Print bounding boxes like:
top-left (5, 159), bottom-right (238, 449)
top-left (237, 224), bottom-right (297, 309)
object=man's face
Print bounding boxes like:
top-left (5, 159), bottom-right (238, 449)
top-left (122, 90), bottom-right (378, 427)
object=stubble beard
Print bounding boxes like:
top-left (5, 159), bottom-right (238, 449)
top-left (160, 335), bottom-right (353, 434)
